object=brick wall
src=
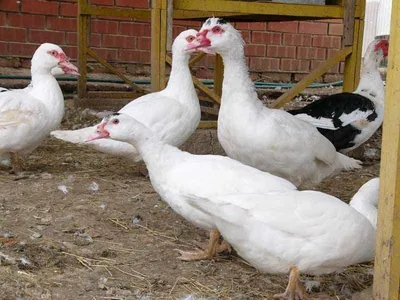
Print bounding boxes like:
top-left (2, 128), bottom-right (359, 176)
top-left (0, 0), bottom-right (345, 82)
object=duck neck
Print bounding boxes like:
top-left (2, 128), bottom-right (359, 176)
top-left (349, 193), bottom-right (378, 229)
top-left (30, 64), bottom-right (64, 125)
top-left (125, 125), bottom-right (182, 174)
top-left (356, 53), bottom-right (385, 106)
top-left (163, 53), bottom-right (197, 104)
top-left (220, 46), bottom-right (261, 110)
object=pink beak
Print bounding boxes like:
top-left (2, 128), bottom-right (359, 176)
top-left (185, 30), bottom-right (212, 52)
top-left (58, 59), bottom-right (80, 76)
top-left (85, 123), bottom-right (110, 142)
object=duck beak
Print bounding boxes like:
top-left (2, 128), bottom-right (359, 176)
top-left (58, 60), bottom-right (80, 76)
top-left (85, 123), bottom-right (110, 142)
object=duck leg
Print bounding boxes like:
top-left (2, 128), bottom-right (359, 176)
top-left (10, 153), bottom-right (22, 174)
top-left (176, 229), bottom-right (221, 261)
top-left (273, 266), bottom-right (307, 300)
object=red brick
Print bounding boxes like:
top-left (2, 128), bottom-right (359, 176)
top-left (327, 48), bottom-right (346, 59)
top-left (65, 32), bottom-right (77, 45)
top-left (0, 27), bottom-right (27, 42)
top-left (91, 0), bottom-right (114, 5)
top-left (267, 45), bottom-right (296, 58)
top-left (29, 29), bottom-right (65, 44)
top-left (119, 22), bottom-right (150, 36)
top-left (47, 16), bottom-right (77, 31)
top-left (0, 13), bottom-right (6, 26)
top-left (8, 42), bottom-right (39, 56)
top-left (250, 57), bottom-right (280, 71)
top-left (297, 47), bottom-right (326, 60)
top-left (298, 21), bottom-right (327, 35)
top-left (313, 36), bottom-right (341, 48)
top-left (252, 32), bottom-right (281, 44)
top-left (0, 42), bottom-right (8, 55)
top-left (236, 22), bottom-right (267, 31)
top-left (137, 37), bottom-right (151, 50)
top-left (2, 0), bottom-right (20, 12)
top-left (281, 59), bottom-right (309, 72)
top-left (173, 25), bottom-right (187, 39)
top-left (268, 21), bottom-right (298, 33)
top-left (91, 47), bottom-right (118, 61)
top-left (311, 60), bottom-right (339, 73)
top-left (119, 49), bottom-right (150, 63)
top-left (244, 44), bottom-right (266, 57)
top-left (22, 0), bottom-right (59, 15)
top-left (61, 45), bottom-right (78, 59)
top-left (89, 34), bottom-right (102, 47)
top-left (116, 0), bottom-right (149, 8)
top-left (240, 30), bottom-right (251, 43)
top-left (103, 34), bottom-right (136, 48)
top-left (282, 33), bottom-right (312, 46)
top-left (8, 13), bottom-right (46, 29)
top-left (60, 2), bottom-right (77, 17)
top-left (91, 20), bottom-right (118, 34)
top-left (329, 23), bottom-right (344, 36)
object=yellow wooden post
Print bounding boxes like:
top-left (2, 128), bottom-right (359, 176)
top-left (214, 54), bottom-right (224, 97)
top-left (77, 0), bottom-right (89, 105)
top-left (151, 0), bottom-right (168, 92)
top-left (343, 0), bottom-right (365, 92)
top-left (373, 0), bottom-right (400, 298)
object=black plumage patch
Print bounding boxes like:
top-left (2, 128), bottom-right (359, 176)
top-left (111, 112), bottom-right (120, 116)
top-left (289, 92), bottom-right (377, 151)
top-left (217, 18), bottom-right (227, 24)
top-left (205, 18), bottom-right (211, 25)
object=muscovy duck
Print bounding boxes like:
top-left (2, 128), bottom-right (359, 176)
top-left (51, 30), bottom-right (201, 166)
top-left (87, 113), bottom-right (297, 261)
top-left (289, 39), bottom-right (389, 153)
top-left (187, 178), bottom-right (379, 299)
top-left (0, 43), bottom-right (79, 173)
top-left (186, 18), bottom-right (361, 188)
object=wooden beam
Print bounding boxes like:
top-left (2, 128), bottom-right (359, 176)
top-left (198, 120), bottom-right (217, 129)
top-left (151, 2), bottom-right (162, 92)
top-left (373, 0), bottom-right (400, 298)
top-left (77, 0), bottom-right (89, 106)
top-left (342, 18), bottom-right (364, 91)
top-left (214, 54), bottom-right (224, 97)
top-left (87, 48), bottom-right (147, 94)
top-left (189, 53), bottom-right (206, 67)
top-left (173, 0), bottom-right (347, 19)
top-left (270, 46), bottom-right (352, 108)
top-left (343, 0), bottom-right (356, 46)
top-left (81, 5), bottom-right (151, 18)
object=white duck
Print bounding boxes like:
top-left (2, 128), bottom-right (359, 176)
top-left (0, 43), bottom-right (79, 172)
top-left (289, 39), bottom-right (388, 153)
top-left (88, 113), bottom-right (297, 261)
top-left (51, 29), bottom-right (201, 167)
top-left (187, 18), bottom-right (361, 188)
top-left (0, 66), bottom-right (76, 167)
top-left (187, 178), bottom-right (379, 299)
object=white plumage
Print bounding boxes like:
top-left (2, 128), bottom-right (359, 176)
top-left (0, 43), bottom-right (79, 172)
top-left (51, 29), bottom-right (201, 163)
top-left (187, 18), bottom-right (361, 187)
top-left (187, 178), bottom-right (379, 297)
top-left (88, 113), bottom-right (297, 261)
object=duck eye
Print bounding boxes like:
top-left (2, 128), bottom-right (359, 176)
top-left (112, 119), bottom-right (119, 125)
top-left (186, 35), bottom-right (195, 42)
top-left (212, 26), bottom-right (222, 33)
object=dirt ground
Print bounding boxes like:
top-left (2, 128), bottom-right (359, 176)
top-left (0, 92), bottom-right (380, 300)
